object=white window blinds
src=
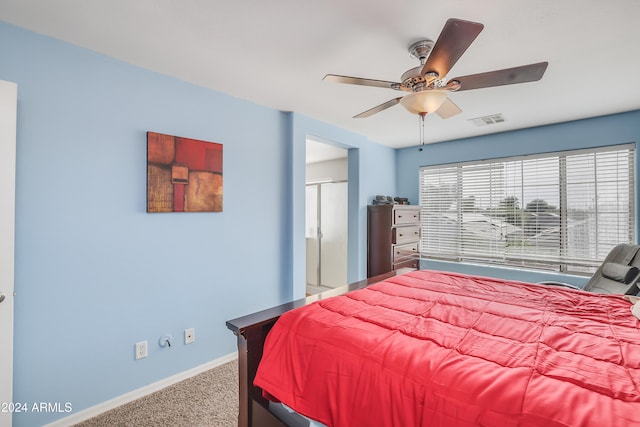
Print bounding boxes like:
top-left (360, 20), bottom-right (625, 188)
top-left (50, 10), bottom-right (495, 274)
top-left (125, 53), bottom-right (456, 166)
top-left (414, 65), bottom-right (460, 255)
top-left (419, 144), bottom-right (635, 274)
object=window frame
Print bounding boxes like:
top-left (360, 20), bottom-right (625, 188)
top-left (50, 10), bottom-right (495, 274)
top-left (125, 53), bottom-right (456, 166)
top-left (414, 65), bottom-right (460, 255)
top-left (419, 144), bottom-right (636, 275)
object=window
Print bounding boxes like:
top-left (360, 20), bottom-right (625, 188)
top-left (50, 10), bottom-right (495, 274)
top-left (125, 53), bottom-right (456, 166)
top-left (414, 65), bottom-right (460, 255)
top-left (419, 144), bottom-right (635, 274)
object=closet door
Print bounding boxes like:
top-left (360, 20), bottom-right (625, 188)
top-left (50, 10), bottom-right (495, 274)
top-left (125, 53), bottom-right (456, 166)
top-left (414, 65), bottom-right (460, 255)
top-left (305, 185), bottom-right (319, 286)
top-left (319, 182), bottom-right (347, 288)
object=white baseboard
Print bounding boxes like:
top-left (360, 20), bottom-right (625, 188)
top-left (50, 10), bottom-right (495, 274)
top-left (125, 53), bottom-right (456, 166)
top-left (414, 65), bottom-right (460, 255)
top-left (43, 352), bottom-right (237, 427)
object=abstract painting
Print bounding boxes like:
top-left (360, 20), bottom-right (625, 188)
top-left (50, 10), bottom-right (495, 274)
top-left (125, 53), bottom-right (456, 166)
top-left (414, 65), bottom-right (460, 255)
top-left (147, 132), bottom-right (223, 212)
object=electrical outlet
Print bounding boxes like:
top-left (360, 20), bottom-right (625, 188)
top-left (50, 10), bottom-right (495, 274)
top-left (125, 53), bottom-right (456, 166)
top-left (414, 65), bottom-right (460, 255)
top-left (185, 328), bottom-right (195, 344)
top-left (135, 341), bottom-right (148, 360)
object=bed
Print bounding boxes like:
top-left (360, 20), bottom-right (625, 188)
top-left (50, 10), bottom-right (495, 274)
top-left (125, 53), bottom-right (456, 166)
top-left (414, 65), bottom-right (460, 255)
top-left (226, 270), bottom-right (640, 427)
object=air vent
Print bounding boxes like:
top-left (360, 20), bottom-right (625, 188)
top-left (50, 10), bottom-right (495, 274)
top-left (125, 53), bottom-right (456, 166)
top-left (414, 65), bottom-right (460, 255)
top-left (468, 114), bottom-right (505, 127)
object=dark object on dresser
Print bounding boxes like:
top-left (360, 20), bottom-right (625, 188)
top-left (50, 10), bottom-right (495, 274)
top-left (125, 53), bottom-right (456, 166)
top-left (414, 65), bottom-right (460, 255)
top-left (371, 195), bottom-right (394, 205)
top-left (367, 204), bottom-right (420, 277)
top-left (393, 196), bottom-right (409, 204)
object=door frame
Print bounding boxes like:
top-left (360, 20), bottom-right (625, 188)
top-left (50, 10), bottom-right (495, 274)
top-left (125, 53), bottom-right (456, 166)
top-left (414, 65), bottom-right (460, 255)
top-left (305, 138), bottom-right (349, 293)
top-left (0, 80), bottom-right (17, 427)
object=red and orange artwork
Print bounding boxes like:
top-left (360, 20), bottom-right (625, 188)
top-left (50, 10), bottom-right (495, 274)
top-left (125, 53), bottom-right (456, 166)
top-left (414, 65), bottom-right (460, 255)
top-left (147, 132), bottom-right (223, 212)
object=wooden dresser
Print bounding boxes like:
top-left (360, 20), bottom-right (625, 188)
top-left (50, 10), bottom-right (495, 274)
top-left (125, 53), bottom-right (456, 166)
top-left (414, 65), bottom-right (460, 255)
top-left (367, 204), bottom-right (421, 277)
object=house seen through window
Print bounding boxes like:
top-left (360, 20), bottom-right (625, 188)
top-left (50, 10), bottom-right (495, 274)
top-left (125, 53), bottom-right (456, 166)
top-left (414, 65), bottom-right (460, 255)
top-left (419, 144), bottom-right (635, 274)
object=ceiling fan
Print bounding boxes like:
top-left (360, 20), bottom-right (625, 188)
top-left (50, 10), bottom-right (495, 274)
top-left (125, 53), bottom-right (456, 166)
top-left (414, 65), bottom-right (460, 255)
top-left (323, 18), bottom-right (548, 120)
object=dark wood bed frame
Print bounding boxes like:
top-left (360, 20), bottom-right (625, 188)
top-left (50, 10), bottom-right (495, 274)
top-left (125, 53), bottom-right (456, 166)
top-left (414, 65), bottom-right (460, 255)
top-left (226, 271), bottom-right (397, 427)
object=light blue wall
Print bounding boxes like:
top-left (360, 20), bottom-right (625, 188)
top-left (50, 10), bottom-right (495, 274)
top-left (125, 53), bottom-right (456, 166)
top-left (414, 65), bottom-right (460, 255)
top-left (397, 111), bottom-right (640, 285)
top-left (0, 21), bottom-right (394, 426)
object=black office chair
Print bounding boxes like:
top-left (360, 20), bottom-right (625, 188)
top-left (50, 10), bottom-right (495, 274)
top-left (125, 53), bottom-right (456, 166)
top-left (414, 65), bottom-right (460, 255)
top-left (541, 243), bottom-right (640, 295)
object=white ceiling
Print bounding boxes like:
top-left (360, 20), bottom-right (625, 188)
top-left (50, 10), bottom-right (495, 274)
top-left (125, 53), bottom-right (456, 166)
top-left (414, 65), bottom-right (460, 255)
top-left (306, 139), bottom-right (348, 164)
top-left (2, 0), bottom-right (640, 149)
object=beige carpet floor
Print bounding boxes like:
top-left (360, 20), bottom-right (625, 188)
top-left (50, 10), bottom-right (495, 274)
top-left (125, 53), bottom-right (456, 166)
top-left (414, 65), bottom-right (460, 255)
top-left (73, 359), bottom-right (238, 427)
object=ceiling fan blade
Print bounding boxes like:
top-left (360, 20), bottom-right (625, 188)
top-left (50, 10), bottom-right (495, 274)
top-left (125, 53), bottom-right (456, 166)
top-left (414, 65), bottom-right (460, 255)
top-left (354, 97), bottom-right (403, 118)
top-left (421, 18), bottom-right (484, 79)
top-left (323, 74), bottom-right (403, 90)
top-left (435, 97), bottom-right (462, 119)
top-left (452, 62), bottom-right (549, 91)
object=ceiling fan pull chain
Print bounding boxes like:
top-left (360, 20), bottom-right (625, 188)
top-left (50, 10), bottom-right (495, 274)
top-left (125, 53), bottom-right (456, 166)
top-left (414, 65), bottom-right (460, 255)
top-left (420, 112), bottom-right (426, 146)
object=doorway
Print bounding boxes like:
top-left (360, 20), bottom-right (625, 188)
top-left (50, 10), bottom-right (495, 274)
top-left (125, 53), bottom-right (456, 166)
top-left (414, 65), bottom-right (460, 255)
top-left (0, 80), bottom-right (17, 427)
top-left (306, 139), bottom-right (348, 295)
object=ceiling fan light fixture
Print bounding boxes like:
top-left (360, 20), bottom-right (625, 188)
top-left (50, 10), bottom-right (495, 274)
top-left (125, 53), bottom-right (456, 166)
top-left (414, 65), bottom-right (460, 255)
top-left (400, 90), bottom-right (447, 114)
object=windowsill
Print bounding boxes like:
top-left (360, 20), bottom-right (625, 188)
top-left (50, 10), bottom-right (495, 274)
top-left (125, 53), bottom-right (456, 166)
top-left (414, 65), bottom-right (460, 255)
top-left (420, 258), bottom-right (589, 289)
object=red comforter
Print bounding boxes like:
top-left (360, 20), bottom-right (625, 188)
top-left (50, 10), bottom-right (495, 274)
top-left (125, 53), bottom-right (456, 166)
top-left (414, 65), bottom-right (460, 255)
top-left (254, 270), bottom-right (640, 427)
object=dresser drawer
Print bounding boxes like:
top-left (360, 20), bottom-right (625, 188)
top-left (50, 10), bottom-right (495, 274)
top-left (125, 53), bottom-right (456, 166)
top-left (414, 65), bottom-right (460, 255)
top-left (393, 242), bottom-right (419, 263)
top-left (392, 225), bottom-right (420, 244)
top-left (393, 258), bottom-right (419, 272)
top-left (393, 207), bottom-right (420, 225)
